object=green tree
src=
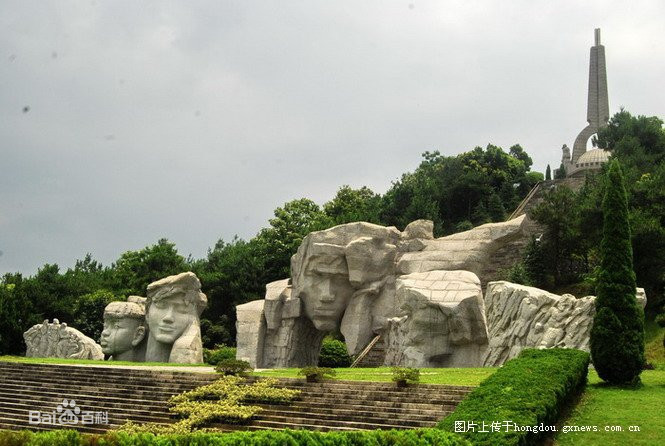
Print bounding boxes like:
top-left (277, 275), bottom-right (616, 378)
top-left (255, 198), bottom-right (333, 280)
top-left (590, 160), bottom-right (645, 384)
top-left (523, 237), bottom-right (549, 288)
top-left (191, 237), bottom-right (266, 347)
top-left (487, 193), bottom-right (506, 222)
top-left (530, 186), bottom-right (581, 285)
top-left (545, 164), bottom-right (552, 181)
top-left (555, 163), bottom-right (567, 179)
top-left (112, 239), bottom-right (188, 295)
top-left (323, 185), bottom-right (382, 225)
top-left (0, 276), bottom-right (33, 355)
top-left (73, 290), bottom-right (116, 342)
top-left (471, 200), bottom-right (490, 225)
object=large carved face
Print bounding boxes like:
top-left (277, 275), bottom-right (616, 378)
top-left (146, 293), bottom-right (197, 344)
top-left (100, 316), bottom-right (144, 356)
top-left (299, 248), bottom-right (355, 332)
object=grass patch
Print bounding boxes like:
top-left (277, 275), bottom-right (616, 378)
top-left (644, 319), bottom-right (665, 368)
top-left (554, 369), bottom-right (665, 446)
top-left (253, 367), bottom-right (496, 386)
top-left (0, 356), bottom-right (208, 367)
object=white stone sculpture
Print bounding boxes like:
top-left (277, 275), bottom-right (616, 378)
top-left (397, 215), bottom-right (526, 277)
top-left (144, 272), bottom-right (208, 363)
top-left (100, 298), bottom-right (147, 361)
top-left (236, 216), bottom-right (526, 368)
top-left (483, 281), bottom-right (648, 366)
top-left (385, 271), bottom-right (489, 367)
top-left (24, 319), bottom-right (104, 360)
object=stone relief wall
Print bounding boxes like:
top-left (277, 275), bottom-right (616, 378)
top-left (24, 319), bottom-right (104, 360)
top-left (483, 281), bottom-right (647, 367)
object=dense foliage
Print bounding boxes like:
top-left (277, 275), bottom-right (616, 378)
top-left (0, 428), bottom-right (470, 445)
top-left (318, 338), bottom-right (352, 368)
top-left (524, 110), bottom-right (665, 316)
top-left (203, 345), bottom-right (237, 366)
top-left (439, 348), bottom-right (590, 446)
top-left (590, 160), bottom-right (645, 384)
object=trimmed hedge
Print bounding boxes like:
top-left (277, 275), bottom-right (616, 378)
top-left (438, 348), bottom-right (589, 446)
top-left (0, 428), bottom-right (470, 445)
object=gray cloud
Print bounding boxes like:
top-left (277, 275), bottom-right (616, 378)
top-left (1, 0), bottom-right (664, 274)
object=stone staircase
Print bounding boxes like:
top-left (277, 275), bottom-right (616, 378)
top-left (0, 361), bottom-right (216, 434)
top-left (0, 361), bottom-right (472, 433)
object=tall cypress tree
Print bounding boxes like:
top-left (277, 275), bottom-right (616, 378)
top-left (545, 164), bottom-right (552, 181)
top-left (590, 159), bottom-right (645, 384)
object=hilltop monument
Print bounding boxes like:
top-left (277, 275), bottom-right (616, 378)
top-left (559, 28), bottom-right (611, 177)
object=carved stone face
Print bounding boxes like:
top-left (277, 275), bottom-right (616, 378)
top-left (99, 316), bottom-right (145, 356)
top-left (146, 293), bottom-right (197, 344)
top-left (299, 252), bottom-right (355, 332)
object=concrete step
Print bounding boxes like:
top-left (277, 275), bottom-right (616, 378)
top-left (0, 378), bottom-right (198, 400)
top-left (266, 401), bottom-right (446, 419)
top-left (255, 408), bottom-right (440, 428)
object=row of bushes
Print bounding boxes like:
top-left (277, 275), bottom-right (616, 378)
top-left (0, 428), bottom-right (470, 445)
top-left (438, 348), bottom-right (590, 446)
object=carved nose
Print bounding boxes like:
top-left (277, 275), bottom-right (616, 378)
top-left (162, 308), bottom-right (175, 322)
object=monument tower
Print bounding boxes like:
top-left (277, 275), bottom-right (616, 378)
top-left (560, 28), bottom-right (611, 177)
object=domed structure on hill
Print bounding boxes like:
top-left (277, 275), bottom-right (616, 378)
top-left (555, 29), bottom-right (612, 178)
top-left (567, 148), bottom-right (611, 177)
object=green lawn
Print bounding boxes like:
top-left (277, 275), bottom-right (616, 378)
top-left (0, 355), bottom-right (209, 367)
top-left (554, 369), bottom-right (665, 446)
top-left (556, 322), bottom-right (665, 446)
top-left (253, 367), bottom-right (496, 386)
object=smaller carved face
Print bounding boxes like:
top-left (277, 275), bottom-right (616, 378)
top-left (100, 316), bottom-right (145, 356)
top-left (146, 293), bottom-right (197, 344)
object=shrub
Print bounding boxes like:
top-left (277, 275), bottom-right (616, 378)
top-left (214, 359), bottom-right (252, 377)
top-left (297, 366), bottom-right (336, 382)
top-left (655, 313), bottom-right (665, 328)
top-left (0, 428), bottom-right (471, 445)
top-left (391, 366), bottom-right (420, 386)
top-left (590, 160), bottom-right (645, 384)
top-left (438, 348), bottom-right (590, 446)
top-left (118, 376), bottom-right (300, 433)
top-left (318, 338), bottom-right (352, 367)
top-left (204, 345), bottom-right (237, 365)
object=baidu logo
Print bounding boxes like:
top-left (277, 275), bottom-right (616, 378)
top-left (29, 399), bottom-right (108, 425)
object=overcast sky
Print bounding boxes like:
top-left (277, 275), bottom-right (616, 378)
top-left (2, 1), bottom-right (664, 276)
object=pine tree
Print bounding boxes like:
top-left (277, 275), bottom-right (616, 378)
top-left (545, 164), bottom-right (552, 181)
top-left (554, 163), bottom-right (567, 179)
top-left (487, 193), bottom-right (506, 222)
top-left (590, 160), bottom-right (645, 384)
top-left (471, 201), bottom-right (490, 225)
